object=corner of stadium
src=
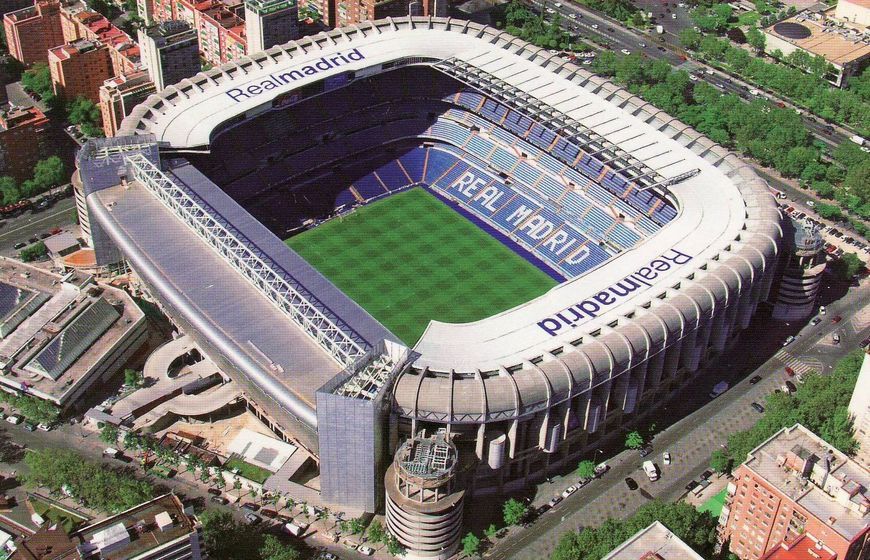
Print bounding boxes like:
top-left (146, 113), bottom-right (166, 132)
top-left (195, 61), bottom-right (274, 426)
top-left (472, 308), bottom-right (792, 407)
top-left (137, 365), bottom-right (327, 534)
top-left (74, 14), bottom-right (784, 533)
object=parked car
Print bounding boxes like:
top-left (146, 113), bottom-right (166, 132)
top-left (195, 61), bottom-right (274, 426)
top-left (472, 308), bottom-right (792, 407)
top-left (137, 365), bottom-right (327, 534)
top-left (639, 446), bottom-right (653, 457)
top-left (358, 546), bottom-right (374, 556)
top-left (785, 366), bottom-right (795, 377)
top-left (23, 423), bottom-right (36, 432)
top-left (860, 337), bottom-right (870, 349)
top-left (832, 333), bottom-right (840, 345)
top-left (832, 315), bottom-right (842, 323)
top-left (13, 242), bottom-right (26, 250)
top-left (811, 317), bottom-right (821, 326)
top-left (782, 335), bottom-right (795, 346)
top-left (751, 402), bottom-right (765, 413)
top-left (685, 480), bottom-right (699, 491)
top-left (819, 305), bottom-right (826, 315)
top-left (547, 495), bottom-right (562, 508)
top-left (701, 469), bottom-right (713, 480)
top-left (561, 485), bottom-right (578, 498)
top-left (36, 423), bottom-right (52, 432)
top-left (6, 414), bottom-right (22, 425)
top-left (662, 451), bottom-right (671, 465)
top-left (207, 488), bottom-right (222, 496)
top-left (749, 375), bottom-right (762, 384)
top-left (210, 496), bottom-right (229, 505)
top-left (241, 503), bottom-right (260, 512)
top-left (624, 477), bottom-right (639, 491)
top-left (244, 513), bottom-right (261, 525)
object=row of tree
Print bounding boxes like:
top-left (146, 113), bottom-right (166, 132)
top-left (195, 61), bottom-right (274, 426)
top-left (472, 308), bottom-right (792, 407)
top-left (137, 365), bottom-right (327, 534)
top-left (710, 350), bottom-right (863, 474)
top-left (0, 391), bottom-right (59, 424)
top-left (200, 510), bottom-right (301, 560)
top-left (499, 2), bottom-right (581, 51)
top-left (551, 500), bottom-right (719, 560)
top-left (678, 31), bottom-right (869, 135)
top-left (0, 156), bottom-right (67, 206)
top-left (18, 241), bottom-right (47, 262)
top-left (23, 448), bottom-right (154, 513)
top-left (589, 52), bottom-right (870, 231)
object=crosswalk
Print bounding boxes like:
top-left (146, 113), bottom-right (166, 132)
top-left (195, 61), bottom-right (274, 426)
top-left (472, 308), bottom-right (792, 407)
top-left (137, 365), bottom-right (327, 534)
top-left (850, 301), bottom-right (870, 332)
top-left (773, 350), bottom-right (821, 375)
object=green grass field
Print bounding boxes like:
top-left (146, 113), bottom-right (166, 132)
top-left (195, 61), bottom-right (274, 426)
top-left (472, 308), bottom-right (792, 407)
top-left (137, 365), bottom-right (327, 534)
top-left (698, 488), bottom-right (728, 519)
top-left (287, 188), bottom-right (557, 345)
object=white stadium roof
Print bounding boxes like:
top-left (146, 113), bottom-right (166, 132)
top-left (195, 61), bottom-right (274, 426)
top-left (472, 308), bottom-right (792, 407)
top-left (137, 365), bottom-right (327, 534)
top-left (110, 17), bottom-right (782, 422)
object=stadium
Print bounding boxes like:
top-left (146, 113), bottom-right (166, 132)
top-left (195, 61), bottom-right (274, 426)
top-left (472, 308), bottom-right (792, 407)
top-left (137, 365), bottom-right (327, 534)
top-left (75, 16), bottom-right (784, 519)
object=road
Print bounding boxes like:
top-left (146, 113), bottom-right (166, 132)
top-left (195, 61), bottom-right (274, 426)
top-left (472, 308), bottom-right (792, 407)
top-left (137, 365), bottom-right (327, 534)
top-left (486, 278), bottom-right (870, 560)
top-left (524, 0), bottom-right (851, 147)
top-left (0, 197), bottom-right (78, 254)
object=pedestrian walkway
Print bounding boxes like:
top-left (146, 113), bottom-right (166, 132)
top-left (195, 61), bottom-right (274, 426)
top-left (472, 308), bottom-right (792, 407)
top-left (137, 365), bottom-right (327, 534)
top-left (850, 301), bottom-right (870, 332)
top-left (772, 349), bottom-right (817, 375)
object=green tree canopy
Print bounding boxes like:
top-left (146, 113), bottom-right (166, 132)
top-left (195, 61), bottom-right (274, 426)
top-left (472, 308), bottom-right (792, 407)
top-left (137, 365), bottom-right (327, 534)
top-left (100, 424), bottom-right (120, 445)
top-left (0, 176), bottom-right (19, 205)
top-left (259, 535), bottom-right (300, 560)
top-left (710, 449), bottom-right (731, 474)
top-left (503, 498), bottom-right (529, 526)
top-left (576, 460), bottom-right (597, 479)
top-left (461, 532), bottom-right (481, 557)
top-left (625, 431), bottom-right (644, 450)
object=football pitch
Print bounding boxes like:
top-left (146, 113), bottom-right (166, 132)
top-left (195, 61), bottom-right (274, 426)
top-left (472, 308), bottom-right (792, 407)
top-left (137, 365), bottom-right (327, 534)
top-left (287, 188), bottom-right (557, 345)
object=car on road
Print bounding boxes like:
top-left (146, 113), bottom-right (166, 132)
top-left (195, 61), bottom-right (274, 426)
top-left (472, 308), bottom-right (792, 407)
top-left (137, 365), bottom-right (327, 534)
top-left (639, 445), bottom-right (652, 457)
top-left (621, 49), bottom-right (631, 55)
top-left (13, 242), bottom-right (26, 250)
top-left (663, 451), bottom-right (671, 465)
top-left (749, 375), bottom-right (762, 384)
top-left (785, 366), bottom-right (795, 377)
top-left (39, 232), bottom-right (51, 239)
top-left (642, 461), bottom-right (659, 481)
top-left (569, 12), bottom-right (576, 18)
top-left (36, 423), bottom-right (52, 432)
top-left (782, 335), bottom-right (796, 346)
top-left (547, 495), bottom-right (562, 508)
top-left (561, 485), bottom-right (578, 498)
top-left (751, 402), bottom-right (765, 413)
top-left (241, 503), bottom-right (260, 512)
top-left (638, 42), bottom-right (646, 47)
top-left (671, 13), bottom-right (676, 18)
top-left (23, 422), bottom-right (36, 432)
top-left (545, 7), bottom-right (555, 13)
top-left (832, 333), bottom-right (840, 345)
top-left (591, 23), bottom-right (599, 28)
top-left (624, 477), bottom-right (639, 491)
top-left (685, 480), bottom-right (699, 491)
top-left (210, 496), bottom-right (229, 505)
top-left (536, 504), bottom-right (551, 515)
top-left (27, 237), bottom-right (38, 244)
top-left (689, 75), bottom-right (699, 82)
top-left (244, 512), bottom-right (261, 525)
top-left (701, 469), bottom-right (713, 480)
top-left (811, 317), bottom-right (821, 326)
top-left (832, 315), bottom-right (842, 323)
top-left (608, 27), bottom-right (615, 31)
top-left (359, 546), bottom-right (375, 556)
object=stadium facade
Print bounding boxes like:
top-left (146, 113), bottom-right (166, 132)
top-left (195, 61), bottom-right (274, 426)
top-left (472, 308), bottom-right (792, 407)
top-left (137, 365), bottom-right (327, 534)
top-left (74, 17), bottom-right (784, 514)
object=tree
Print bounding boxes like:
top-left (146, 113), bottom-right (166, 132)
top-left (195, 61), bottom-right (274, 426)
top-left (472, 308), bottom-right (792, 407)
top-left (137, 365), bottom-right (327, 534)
top-left (259, 535), bottom-right (300, 560)
top-left (31, 157), bottom-right (65, 191)
top-left (20, 63), bottom-right (55, 106)
top-left (502, 498), bottom-right (529, 526)
top-left (18, 241), bottom-right (47, 262)
top-left (0, 176), bottom-right (20, 205)
top-left (484, 523), bottom-right (499, 540)
top-left (710, 449), bottom-right (731, 474)
top-left (385, 534), bottom-right (404, 556)
top-left (124, 368), bottom-right (144, 387)
top-left (461, 533), bottom-right (481, 557)
top-left (746, 27), bottom-right (766, 54)
top-left (100, 424), bottom-right (119, 445)
top-left (347, 517), bottom-right (365, 535)
top-left (199, 510), bottom-right (260, 560)
top-left (625, 430), bottom-right (644, 450)
top-left (367, 520), bottom-right (387, 543)
top-left (830, 252), bottom-right (864, 282)
top-left (815, 203), bottom-right (844, 221)
top-left (576, 459), bottom-right (596, 480)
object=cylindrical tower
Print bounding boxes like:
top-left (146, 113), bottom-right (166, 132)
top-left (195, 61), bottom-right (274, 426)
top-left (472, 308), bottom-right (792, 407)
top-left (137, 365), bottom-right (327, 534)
top-left (772, 218), bottom-right (826, 321)
top-left (385, 431), bottom-right (464, 560)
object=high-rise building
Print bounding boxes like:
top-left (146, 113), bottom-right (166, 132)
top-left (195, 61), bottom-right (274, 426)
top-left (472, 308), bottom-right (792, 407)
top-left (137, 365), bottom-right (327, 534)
top-left (244, 0), bottom-right (298, 53)
top-left (0, 106), bottom-right (51, 183)
top-left (770, 218), bottom-right (827, 322)
top-left (48, 40), bottom-right (113, 102)
top-left (3, 0), bottom-right (65, 66)
top-left (61, 8), bottom-right (141, 75)
top-left (138, 0), bottom-right (155, 25)
top-left (196, 2), bottom-right (246, 65)
top-left (718, 424), bottom-right (869, 560)
top-left (245, 0), bottom-right (299, 53)
top-left (603, 521), bottom-right (705, 559)
top-left (138, 20), bottom-right (200, 91)
top-left (324, 0), bottom-right (443, 27)
top-left (848, 352), bottom-right (870, 470)
top-left (99, 71), bottom-right (156, 137)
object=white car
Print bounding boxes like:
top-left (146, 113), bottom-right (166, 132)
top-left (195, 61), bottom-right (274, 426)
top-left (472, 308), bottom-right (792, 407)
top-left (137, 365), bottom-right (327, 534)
top-left (548, 495), bottom-right (562, 508)
top-left (749, 88), bottom-right (760, 96)
top-left (561, 485), bottom-right (578, 498)
top-left (554, 2), bottom-right (562, 6)
top-left (621, 49), bottom-right (631, 55)
top-left (689, 75), bottom-right (699, 82)
top-left (358, 547), bottom-right (374, 556)
top-left (569, 13), bottom-right (576, 18)
top-left (807, 200), bottom-right (815, 208)
top-left (591, 23), bottom-right (599, 29)
top-left (546, 7), bottom-right (555, 13)
top-left (819, 305), bottom-right (826, 315)
top-left (36, 423), bottom-right (52, 432)
top-left (672, 13), bottom-right (677, 18)
top-left (663, 451), bottom-right (671, 465)
top-left (783, 335), bottom-right (796, 346)
top-left (705, 69), bottom-right (714, 75)
top-left (583, 59), bottom-right (593, 65)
